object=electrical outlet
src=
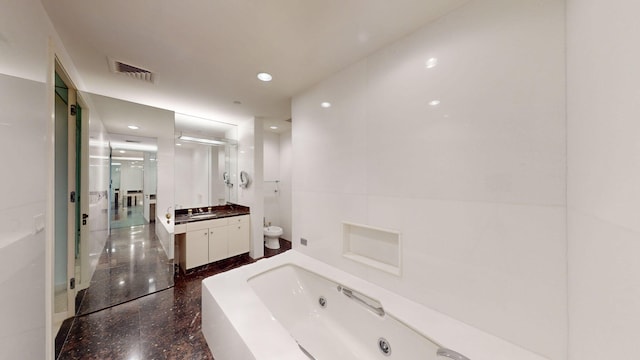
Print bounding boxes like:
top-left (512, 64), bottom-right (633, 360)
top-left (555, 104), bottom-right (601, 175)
top-left (300, 238), bottom-right (308, 246)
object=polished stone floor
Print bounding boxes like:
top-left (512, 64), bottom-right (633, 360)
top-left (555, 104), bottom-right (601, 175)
top-left (57, 238), bottom-right (291, 360)
top-left (76, 224), bottom-right (174, 315)
top-left (111, 203), bottom-right (147, 229)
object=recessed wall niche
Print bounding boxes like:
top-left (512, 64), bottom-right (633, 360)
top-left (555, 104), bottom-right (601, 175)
top-left (342, 222), bottom-right (402, 276)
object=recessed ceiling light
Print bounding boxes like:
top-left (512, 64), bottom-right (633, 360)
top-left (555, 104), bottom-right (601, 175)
top-left (257, 72), bottom-right (273, 82)
top-left (429, 100), bottom-right (441, 106)
top-left (128, 125), bottom-right (139, 130)
top-left (321, 102), bottom-right (331, 108)
top-left (119, 150), bottom-right (125, 154)
top-left (176, 143), bottom-right (182, 146)
top-left (270, 126), bottom-right (278, 130)
top-left (425, 57), bottom-right (438, 69)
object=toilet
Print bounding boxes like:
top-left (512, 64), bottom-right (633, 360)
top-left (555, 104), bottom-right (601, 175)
top-left (263, 226), bottom-right (283, 249)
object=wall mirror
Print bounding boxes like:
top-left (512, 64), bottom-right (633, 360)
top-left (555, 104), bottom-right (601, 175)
top-left (174, 113), bottom-right (238, 209)
top-left (109, 133), bottom-right (158, 229)
top-left (77, 92), bottom-right (175, 315)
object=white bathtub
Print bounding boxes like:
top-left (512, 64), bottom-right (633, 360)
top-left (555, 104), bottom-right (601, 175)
top-left (201, 251), bottom-right (550, 360)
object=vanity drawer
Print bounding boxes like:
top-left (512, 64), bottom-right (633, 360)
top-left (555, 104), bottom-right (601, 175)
top-left (187, 217), bottom-right (228, 231)
top-left (228, 214), bottom-right (249, 225)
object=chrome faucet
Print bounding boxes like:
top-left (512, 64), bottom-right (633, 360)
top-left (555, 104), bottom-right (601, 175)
top-left (436, 348), bottom-right (471, 360)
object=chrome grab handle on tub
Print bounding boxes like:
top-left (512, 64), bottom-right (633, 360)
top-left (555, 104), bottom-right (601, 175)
top-left (296, 341), bottom-right (316, 360)
top-left (437, 348), bottom-right (471, 360)
top-left (337, 285), bottom-right (385, 317)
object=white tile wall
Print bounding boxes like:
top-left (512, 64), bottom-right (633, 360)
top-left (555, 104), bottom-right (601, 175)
top-left (238, 117), bottom-right (265, 259)
top-left (0, 1), bottom-right (98, 357)
top-left (262, 130), bottom-right (293, 241)
top-left (85, 99), bottom-right (110, 286)
top-left (567, 0), bottom-right (640, 358)
top-left (292, 0), bottom-right (566, 359)
top-left (156, 125), bottom-right (176, 258)
top-left (0, 72), bottom-right (47, 360)
top-left (278, 130), bottom-right (292, 241)
top-left (263, 131), bottom-right (281, 227)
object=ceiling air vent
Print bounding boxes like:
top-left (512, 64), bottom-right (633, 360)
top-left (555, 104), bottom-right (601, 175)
top-left (108, 58), bottom-right (156, 83)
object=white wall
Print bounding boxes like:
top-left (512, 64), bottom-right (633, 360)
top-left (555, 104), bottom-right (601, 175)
top-left (279, 130), bottom-right (292, 241)
top-left (263, 130), bottom-right (292, 240)
top-left (237, 117), bottom-right (264, 259)
top-left (155, 115), bottom-right (175, 259)
top-left (263, 131), bottom-right (281, 228)
top-left (143, 152), bottom-right (157, 222)
top-left (0, 0), bottom-right (90, 358)
top-left (120, 162), bottom-right (144, 197)
top-left (85, 104), bottom-right (110, 287)
top-left (291, 1), bottom-right (566, 359)
top-left (0, 72), bottom-right (48, 360)
top-left (567, 1), bottom-right (640, 359)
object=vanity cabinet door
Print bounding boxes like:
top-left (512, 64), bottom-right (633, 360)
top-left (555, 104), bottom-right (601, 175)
top-left (185, 229), bottom-right (210, 269)
top-left (228, 215), bottom-right (250, 257)
top-left (209, 226), bottom-right (228, 262)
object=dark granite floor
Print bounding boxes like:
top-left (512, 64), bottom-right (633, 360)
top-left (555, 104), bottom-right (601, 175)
top-left (57, 238), bottom-right (291, 360)
top-left (76, 224), bottom-right (174, 316)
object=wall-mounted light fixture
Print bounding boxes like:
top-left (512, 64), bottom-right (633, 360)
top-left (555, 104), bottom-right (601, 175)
top-left (178, 134), bottom-right (226, 146)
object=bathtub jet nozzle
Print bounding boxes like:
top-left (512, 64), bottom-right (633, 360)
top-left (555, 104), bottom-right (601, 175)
top-left (318, 296), bottom-right (327, 308)
top-left (378, 337), bottom-right (392, 356)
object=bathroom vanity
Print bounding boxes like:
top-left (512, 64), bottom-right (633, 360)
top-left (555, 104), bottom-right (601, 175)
top-left (174, 204), bottom-right (250, 272)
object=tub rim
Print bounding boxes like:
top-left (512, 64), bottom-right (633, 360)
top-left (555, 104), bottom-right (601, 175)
top-left (201, 250), bottom-right (551, 360)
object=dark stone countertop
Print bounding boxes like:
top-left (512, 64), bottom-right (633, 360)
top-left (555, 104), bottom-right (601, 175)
top-left (174, 204), bottom-right (250, 225)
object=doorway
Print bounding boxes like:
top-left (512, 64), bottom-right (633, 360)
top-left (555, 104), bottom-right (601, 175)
top-left (109, 134), bottom-right (158, 229)
top-left (110, 153), bottom-right (147, 229)
top-left (53, 62), bottom-right (89, 330)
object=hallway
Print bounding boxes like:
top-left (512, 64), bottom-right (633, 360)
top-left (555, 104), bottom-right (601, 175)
top-left (110, 202), bottom-right (147, 229)
top-left (56, 222), bottom-right (291, 359)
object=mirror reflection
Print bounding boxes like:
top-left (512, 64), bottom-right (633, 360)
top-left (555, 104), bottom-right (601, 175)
top-left (174, 113), bottom-right (238, 209)
top-left (76, 93), bottom-right (175, 315)
top-left (109, 134), bottom-right (157, 229)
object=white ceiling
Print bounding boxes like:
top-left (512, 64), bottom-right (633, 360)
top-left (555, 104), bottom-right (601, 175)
top-left (42, 0), bottom-right (468, 126)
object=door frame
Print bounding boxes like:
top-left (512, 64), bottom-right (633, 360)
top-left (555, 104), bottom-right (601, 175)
top-left (52, 61), bottom-right (77, 321)
top-left (47, 53), bottom-right (89, 358)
